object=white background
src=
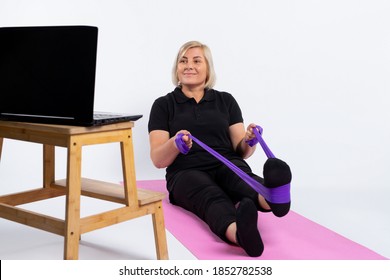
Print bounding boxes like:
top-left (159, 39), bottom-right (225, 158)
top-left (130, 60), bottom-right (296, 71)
top-left (0, 0), bottom-right (389, 259)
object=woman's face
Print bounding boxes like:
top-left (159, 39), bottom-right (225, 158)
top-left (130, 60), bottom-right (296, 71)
top-left (177, 47), bottom-right (208, 89)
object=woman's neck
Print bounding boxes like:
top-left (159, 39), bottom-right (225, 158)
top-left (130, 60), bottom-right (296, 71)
top-left (181, 85), bottom-right (205, 103)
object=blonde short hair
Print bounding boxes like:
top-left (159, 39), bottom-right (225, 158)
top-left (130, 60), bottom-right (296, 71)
top-left (172, 41), bottom-right (216, 89)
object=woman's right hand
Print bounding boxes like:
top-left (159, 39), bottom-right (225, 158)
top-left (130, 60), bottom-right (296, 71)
top-left (175, 130), bottom-right (192, 151)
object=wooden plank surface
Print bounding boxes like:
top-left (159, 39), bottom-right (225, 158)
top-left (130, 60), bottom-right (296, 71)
top-left (53, 178), bottom-right (166, 206)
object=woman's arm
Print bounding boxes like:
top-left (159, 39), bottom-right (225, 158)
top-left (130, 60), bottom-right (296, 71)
top-left (229, 122), bottom-right (257, 159)
top-left (149, 129), bottom-right (192, 168)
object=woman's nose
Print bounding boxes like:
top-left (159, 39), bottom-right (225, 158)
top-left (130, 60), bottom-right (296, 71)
top-left (185, 62), bottom-right (193, 70)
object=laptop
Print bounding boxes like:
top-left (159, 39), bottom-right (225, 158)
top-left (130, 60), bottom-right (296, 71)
top-left (0, 25), bottom-right (142, 126)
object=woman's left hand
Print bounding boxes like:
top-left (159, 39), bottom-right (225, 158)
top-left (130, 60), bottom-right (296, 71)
top-left (244, 123), bottom-right (257, 143)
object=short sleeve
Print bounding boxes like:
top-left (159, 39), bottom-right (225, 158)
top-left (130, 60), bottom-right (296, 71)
top-left (226, 93), bottom-right (244, 126)
top-left (148, 96), bottom-right (170, 133)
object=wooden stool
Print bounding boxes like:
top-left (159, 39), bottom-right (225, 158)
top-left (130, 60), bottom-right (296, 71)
top-left (0, 121), bottom-right (168, 260)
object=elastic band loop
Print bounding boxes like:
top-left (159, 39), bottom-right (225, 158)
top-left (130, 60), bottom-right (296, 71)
top-left (245, 125), bottom-right (263, 147)
top-left (175, 129), bottom-right (290, 204)
top-left (245, 137), bottom-right (258, 147)
top-left (175, 133), bottom-right (190, 154)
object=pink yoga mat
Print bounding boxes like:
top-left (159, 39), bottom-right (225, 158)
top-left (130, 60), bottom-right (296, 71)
top-left (136, 180), bottom-right (386, 260)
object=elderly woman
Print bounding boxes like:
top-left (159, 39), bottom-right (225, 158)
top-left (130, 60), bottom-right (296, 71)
top-left (148, 41), bottom-right (291, 257)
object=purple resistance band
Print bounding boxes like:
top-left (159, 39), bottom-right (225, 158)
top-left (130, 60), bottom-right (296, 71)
top-left (175, 125), bottom-right (290, 204)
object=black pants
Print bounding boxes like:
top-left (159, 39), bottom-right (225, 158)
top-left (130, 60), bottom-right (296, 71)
top-left (167, 159), bottom-right (268, 243)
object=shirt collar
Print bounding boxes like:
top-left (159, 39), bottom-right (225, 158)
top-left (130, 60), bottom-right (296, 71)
top-left (173, 87), bottom-right (216, 104)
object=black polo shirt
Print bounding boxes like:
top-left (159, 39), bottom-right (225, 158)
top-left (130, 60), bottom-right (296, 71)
top-left (148, 87), bottom-right (245, 180)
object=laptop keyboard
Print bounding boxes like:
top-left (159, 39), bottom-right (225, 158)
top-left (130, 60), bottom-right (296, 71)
top-left (93, 112), bottom-right (122, 120)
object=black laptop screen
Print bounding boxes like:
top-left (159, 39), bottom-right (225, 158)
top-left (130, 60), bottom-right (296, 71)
top-left (0, 26), bottom-right (98, 124)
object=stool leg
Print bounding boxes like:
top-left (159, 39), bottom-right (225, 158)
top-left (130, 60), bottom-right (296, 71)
top-left (43, 144), bottom-right (55, 188)
top-left (152, 201), bottom-right (169, 260)
top-left (64, 138), bottom-right (82, 260)
top-left (120, 133), bottom-right (138, 210)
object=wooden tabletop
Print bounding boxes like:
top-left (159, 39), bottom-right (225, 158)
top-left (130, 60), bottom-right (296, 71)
top-left (0, 120), bottom-right (134, 135)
